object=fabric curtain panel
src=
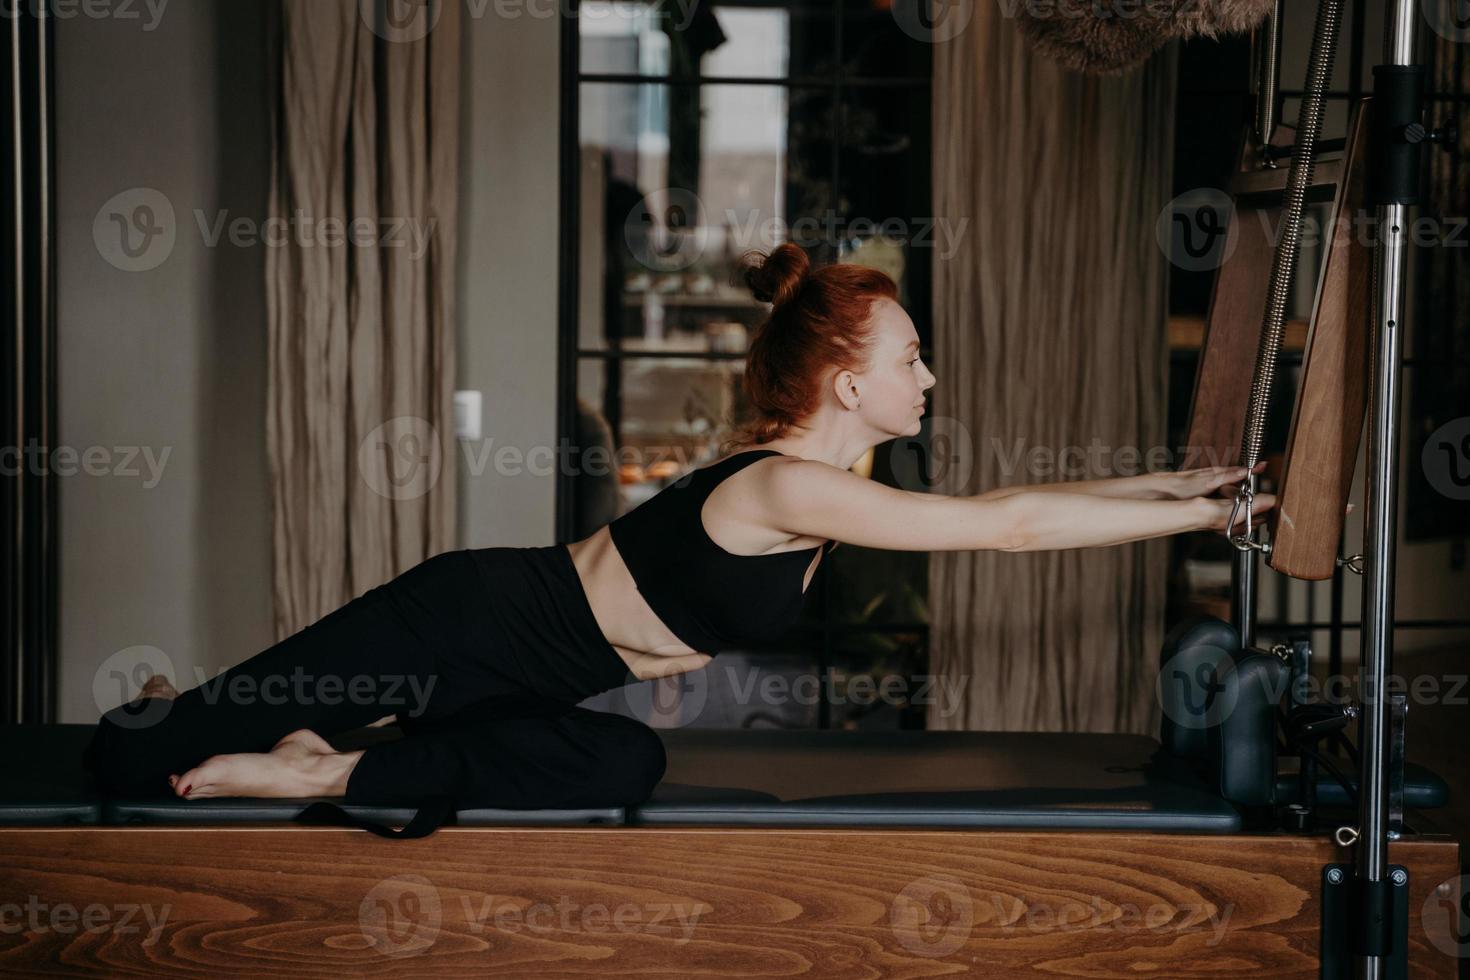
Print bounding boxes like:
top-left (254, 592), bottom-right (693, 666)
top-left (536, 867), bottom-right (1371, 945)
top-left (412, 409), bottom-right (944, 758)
top-left (266, 0), bottom-right (461, 639)
top-left (929, 10), bottom-right (1177, 734)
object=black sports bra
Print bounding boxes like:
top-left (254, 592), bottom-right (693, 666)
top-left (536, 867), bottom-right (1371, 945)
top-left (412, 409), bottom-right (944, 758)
top-left (606, 449), bottom-right (834, 653)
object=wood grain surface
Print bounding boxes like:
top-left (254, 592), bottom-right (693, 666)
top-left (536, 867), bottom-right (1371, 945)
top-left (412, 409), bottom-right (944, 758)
top-left (0, 827), bottom-right (1458, 977)
top-left (1268, 99), bottom-right (1373, 580)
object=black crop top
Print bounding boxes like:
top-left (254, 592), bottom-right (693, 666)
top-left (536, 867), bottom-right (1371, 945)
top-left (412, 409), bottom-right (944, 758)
top-left (607, 449), bottom-right (835, 653)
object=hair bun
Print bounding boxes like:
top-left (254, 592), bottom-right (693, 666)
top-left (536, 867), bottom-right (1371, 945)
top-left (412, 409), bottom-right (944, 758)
top-left (739, 243), bottom-right (809, 309)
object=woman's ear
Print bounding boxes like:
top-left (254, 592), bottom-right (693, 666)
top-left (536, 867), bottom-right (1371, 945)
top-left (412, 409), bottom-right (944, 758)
top-left (831, 370), bottom-right (860, 412)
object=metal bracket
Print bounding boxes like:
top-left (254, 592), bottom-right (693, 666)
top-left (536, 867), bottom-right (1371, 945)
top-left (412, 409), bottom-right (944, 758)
top-left (1388, 694), bottom-right (1406, 839)
top-left (1321, 864), bottom-right (1409, 978)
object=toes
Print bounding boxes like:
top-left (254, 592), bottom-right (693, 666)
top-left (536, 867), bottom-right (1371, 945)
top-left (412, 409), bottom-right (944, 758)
top-left (175, 761), bottom-right (214, 797)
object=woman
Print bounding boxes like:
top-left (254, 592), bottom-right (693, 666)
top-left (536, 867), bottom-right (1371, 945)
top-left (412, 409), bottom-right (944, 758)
top-left (84, 243), bottom-right (1272, 821)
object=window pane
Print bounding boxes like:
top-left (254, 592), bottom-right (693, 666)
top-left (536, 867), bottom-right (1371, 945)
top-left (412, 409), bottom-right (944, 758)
top-left (836, 82), bottom-right (933, 350)
top-left (630, 647), bottom-right (827, 728)
top-left (1279, 95), bottom-right (1351, 143)
top-left (576, 355), bottom-right (748, 512)
top-left (794, 440), bottom-right (932, 628)
top-left (840, 0), bottom-right (936, 80)
top-left (817, 544), bottom-right (930, 627)
top-left (579, 0), bottom-right (837, 80)
top-left (578, 81), bottom-right (835, 352)
top-left (1276, 0), bottom-right (1356, 96)
top-left (823, 634), bottom-right (931, 729)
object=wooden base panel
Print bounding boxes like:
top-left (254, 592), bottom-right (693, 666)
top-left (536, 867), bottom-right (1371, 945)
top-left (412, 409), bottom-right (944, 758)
top-left (0, 827), bottom-right (1460, 978)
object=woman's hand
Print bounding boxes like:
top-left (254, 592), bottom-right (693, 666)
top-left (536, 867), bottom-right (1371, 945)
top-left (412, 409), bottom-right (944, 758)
top-left (1158, 461), bottom-right (1267, 501)
top-left (1196, 490), bottom-right (1277, 534)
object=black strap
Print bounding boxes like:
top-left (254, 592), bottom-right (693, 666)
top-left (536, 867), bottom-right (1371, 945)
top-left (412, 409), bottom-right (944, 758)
top-left (294, 795), bottom-right (456, 839)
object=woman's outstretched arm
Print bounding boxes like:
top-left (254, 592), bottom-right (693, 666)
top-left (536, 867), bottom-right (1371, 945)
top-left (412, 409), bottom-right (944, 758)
top-left (999, 489), bottom-right (1268, 551)
top-left (975, 462), bottom-right (1267, 502)
top-left (755, 458), bottom-right (1274, 553)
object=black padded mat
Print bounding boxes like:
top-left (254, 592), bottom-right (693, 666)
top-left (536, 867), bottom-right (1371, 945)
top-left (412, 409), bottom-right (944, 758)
top-left (0, 724), bottom-right (103, 825)
top-left (100, 723), bottom-right (624, 826)
top-left (634, 729), bottom-right (1243, 831)
top-left (0, 722), bottom-right (623, 827)
top-left (102, 798), bottom-right (624, 827)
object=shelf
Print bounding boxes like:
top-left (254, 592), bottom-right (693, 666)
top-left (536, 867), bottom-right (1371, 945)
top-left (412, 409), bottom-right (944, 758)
top-left (621, 291), bottom-right (765, 309)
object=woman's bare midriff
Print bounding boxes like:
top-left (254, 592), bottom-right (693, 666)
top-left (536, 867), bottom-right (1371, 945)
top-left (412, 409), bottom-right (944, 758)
top-left (565, 455), bottom-right (829, 682)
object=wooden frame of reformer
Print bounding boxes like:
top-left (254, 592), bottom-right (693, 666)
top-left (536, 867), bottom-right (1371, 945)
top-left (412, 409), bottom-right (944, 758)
top-left (0, 825), bottom-right (1459, 976)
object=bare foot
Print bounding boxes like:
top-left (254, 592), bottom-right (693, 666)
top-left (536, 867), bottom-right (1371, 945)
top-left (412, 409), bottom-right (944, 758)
top-left (168, 729), bottom-right (363, 800)
top-left (140, 674), bottom-right (179, 700)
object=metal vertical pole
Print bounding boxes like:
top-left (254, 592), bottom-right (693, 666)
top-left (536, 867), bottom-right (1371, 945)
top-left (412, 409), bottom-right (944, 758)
top-left (1233, 548), bottom-right (1257, 648)
top-left (1355, 0), bottom-right (1418, 975)
top-left (5, 0), bottom-right (58, 722)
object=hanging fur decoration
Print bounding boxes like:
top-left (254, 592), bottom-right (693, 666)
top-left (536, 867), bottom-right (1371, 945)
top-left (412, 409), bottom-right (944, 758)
top-left (1016, 0), bottom-right (1278, 75)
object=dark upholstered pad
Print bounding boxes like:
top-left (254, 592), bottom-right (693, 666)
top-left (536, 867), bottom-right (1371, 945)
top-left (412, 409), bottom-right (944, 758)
top-left (634, 729), bottom-right (1241, 831)
top-left (1275, 756), bottom-right (1450, 809)
top-left (101, 724), bottom-right (625, 826)
top-left (102, 798), bottom-right (624, 826)
top-left (0, 724), bottom-right (103, 825)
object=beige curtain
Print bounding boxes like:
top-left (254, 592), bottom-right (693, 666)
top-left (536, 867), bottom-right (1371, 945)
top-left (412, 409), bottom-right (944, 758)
top-left (928, 9), bottom-right (1176, 734)
top-left (266, 0), bottom-right (461, 638)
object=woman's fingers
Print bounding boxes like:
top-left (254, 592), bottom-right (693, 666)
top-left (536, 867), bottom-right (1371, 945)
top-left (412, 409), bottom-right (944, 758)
top-left (1234, 492), bottom-right (1276, 527)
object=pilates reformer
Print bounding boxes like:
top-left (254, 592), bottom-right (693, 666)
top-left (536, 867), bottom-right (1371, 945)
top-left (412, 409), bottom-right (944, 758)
top-left (1, 3), bottom-right (1463, 978)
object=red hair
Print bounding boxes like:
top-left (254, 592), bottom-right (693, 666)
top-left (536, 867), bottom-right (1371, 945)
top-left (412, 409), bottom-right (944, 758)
top-left (721, 243), bottom-right (899, 450)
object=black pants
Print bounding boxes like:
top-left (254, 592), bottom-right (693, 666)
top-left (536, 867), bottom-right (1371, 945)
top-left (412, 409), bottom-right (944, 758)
top-left (83, 547), bottom-right (663, 812)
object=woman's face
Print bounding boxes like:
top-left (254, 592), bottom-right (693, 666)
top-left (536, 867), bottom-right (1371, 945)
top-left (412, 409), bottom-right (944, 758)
top-left (856, 298), bottom-right (935, 436)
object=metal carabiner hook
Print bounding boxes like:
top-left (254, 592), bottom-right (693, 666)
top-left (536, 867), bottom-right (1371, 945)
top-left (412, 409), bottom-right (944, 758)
top-left (1226, 483), bottom-right (1252, 549)
top-left (1226, 477), bottom-right (1274, 555)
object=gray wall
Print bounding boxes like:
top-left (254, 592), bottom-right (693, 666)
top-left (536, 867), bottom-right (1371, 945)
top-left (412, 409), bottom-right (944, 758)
top-left (56, 3), bottom-right (272, 721)
top-left (456, 4), bottom-right (563, 548)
